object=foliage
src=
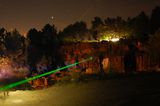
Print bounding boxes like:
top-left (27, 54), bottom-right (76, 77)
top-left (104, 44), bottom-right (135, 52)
top-left (150, 6), bottom-right (160, 34)
top-left (0, 57), bottom-right (14, 79)
top-left (4, 29), bottom-right (24, 52)
top-left (60, 21), bottom-right (88, 42)
top-left (91, 17), bottom-right (132, 41)
top-left (26, 24), bottom-right (62, 75)
top-left (148, 30), bottom-right (160, 57)
top-left (148, 29), bottom-right (160, 66)
top-left (27, 28), bottom-right (43, 73)
top-left (128, 12), bottom-right (150, 42)
top-left (0, 28), bottom-right (6, 44)
top-left (0, 28), bottom-right (6, 54)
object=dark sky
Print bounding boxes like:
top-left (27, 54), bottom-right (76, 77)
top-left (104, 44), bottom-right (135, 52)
top-left (0, 0), bottom-right (159, 34)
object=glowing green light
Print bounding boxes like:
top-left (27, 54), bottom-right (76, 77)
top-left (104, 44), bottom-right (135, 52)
top-left (0, 57), bottom-right (93, 91)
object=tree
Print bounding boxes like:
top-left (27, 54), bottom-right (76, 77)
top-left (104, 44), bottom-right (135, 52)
top-left (91, 17), bottom-right (104, 40)
top-left (27, 28), bottom-right (43, 75)
top-left (4, 29), bottom-right (24, 52)
top-left (95, 17), bottom-right (131, 41)
top-left (27, 28), bottom-right (42, 47)
top-left (129, 12), bottom-right (150, 42)
top-left (60, 21), bottom-right (88, 41)
top-left (92, 17), bottom-right (104, 29)
top-left (42, 24), bottom-right (62, 69)
top-left (0, 28), bottom-right (6, 55)
top-left (105, 17), bottom-right (126, 29)
top-left (148, 29), bottom-right (160, 65)
top-left (0, 28), bottom-right (6, 44)
top-left (150, 6), bottom-right (160, 34)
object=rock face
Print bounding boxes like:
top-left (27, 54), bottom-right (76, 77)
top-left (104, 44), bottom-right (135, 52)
top-left (0, 57), bottom-right (29, 80)
top-left (60, 42), bottom-right (155, 73)
top-left (0, 57), bottom-right (14, 79)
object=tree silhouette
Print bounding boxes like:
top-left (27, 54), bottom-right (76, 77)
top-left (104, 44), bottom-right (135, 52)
top-left (91, 17), bottom-right (104, 40)
top-left (0, 28), bottom-right (6, 44)
top-left (150, 6), bottom-right (160, 34)
top-left (42, 24), bottom-right (62, 69)
top-left (60, 21), bottom-right (88, 41)
top-left (92, 16), bottom-right (131, 41)
top-left (27, 28), bottom-right (43, 75)
top-left (129, 12), bottom-right (150, 42)
top-left (4, 29), bottom-right (24, 52)
top-left (148, 29), bottom-right (160, 66)
top-left (92, 17), bottom-right (104, 29)
top-left (0, 28), bottom-right (6, 55)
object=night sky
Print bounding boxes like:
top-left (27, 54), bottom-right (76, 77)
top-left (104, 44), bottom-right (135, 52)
top-left (0, 0), bottom-right (159, 35)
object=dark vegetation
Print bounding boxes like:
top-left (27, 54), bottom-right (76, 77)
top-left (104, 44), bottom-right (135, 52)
top-left (0, 6), bottom-right (160, 87)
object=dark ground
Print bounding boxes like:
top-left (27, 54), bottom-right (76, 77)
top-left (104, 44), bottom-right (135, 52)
top-left (1, 72), bottom-right (160, 106)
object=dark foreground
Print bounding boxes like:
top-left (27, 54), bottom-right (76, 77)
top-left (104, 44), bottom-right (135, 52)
top-left (1, 72), bottom-right (160, 106)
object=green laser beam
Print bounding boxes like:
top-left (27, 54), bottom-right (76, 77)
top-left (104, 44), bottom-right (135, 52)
top-left (0, 57), bottom-right (93, 91)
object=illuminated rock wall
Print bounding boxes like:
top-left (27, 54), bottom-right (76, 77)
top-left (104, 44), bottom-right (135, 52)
top-left (60, 42), bottom-right (155, 74)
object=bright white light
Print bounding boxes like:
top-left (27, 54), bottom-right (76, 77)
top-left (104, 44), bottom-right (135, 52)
top-left (110, 38), bottom-right (119, 42)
